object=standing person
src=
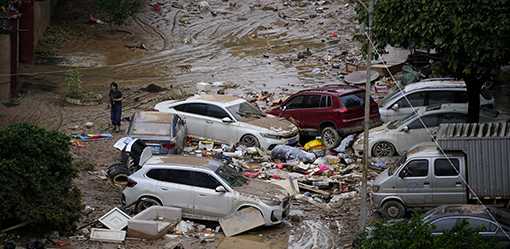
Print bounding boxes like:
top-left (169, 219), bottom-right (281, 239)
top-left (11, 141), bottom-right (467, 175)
top-left (109, 82), bottom-right (123, 132)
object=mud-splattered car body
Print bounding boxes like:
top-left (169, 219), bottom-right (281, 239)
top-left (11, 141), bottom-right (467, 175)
top-left (122, 155), bottom-right (290, 225)
top-left (154, 95), bottom-right (299, 150)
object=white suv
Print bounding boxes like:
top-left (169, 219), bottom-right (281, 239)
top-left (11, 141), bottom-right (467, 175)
top-left (379, 79), bottom-right (495, 122)
top-left (122, 155), bottom-right (290, 225)
top-left (154, 95), bottom-right (299, 150)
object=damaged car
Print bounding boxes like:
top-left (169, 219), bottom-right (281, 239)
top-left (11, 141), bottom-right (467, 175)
top-left (122, 155), bottom-right (290, 226)
top-left (268, 84), bottom-right (381, 149)
top-left (154, 95), bottom-right (299, 150)
top-left (379, 78), bottom-right (495, 122)
top-left (353, 104), bottom-right (500, 157)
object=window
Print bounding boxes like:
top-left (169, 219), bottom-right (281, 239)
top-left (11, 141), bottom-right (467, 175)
top-left (434, 158), bottom-right (460, 176)
top-left (463, 218), bottom-right (497, 233)
top-left (206, 105), bottom-right (229, 119)
top-left (341, 92), bottom-right (365, 109)
top-left (320, 95), bottom-right (332, 108)
top-left (407, 114), bottom-right (440, 129)
top-left (431, 218), bottom-right (458, 233)
top-left (192, 172), bottom-right (222, 189)
top-left (146, 169), bottom-right (192, 185)
top-left (400, 159), bottom-right (428, 177)
top-left (397, 92), bottom-right (426, 108)
top-left (285, 96), bottom-right (305, 109)
top-left (439, 113), bottom-right (467, 123)
top-left (428, 91), bottom-right (467, 105)
top-left (285, 95), bottom-right (321, 109)
top-left (175, 103), bottom-right (208, 116)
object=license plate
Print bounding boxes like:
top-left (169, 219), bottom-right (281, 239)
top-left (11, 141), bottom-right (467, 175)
top-left (148, 144), bottom-right (162, 154)
top-left (287, 138), bottom-right (297, 145)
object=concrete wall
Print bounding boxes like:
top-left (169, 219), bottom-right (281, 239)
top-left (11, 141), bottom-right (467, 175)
top-left (0, 34), bottom-right (11, 100)
top-left (33, 0), bottom-right (51, 50)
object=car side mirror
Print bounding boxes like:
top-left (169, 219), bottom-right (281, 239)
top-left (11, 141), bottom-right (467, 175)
top-left (222, 117), bottom-right (234, 123)
top-left (215, 186), bottom-right (226, 193)
top-left (400, 126), bottom-right (409, 132)
top-left (391, 104), bottom-right (400, 111)
top-left (399, 169), bottom-right (408, 178)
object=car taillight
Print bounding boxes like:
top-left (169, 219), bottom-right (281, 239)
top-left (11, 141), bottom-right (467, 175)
top-left (126, 178), bottom-right (137, 187)
top-left (162, 143), bottom-right (175, 150)
top-left (338, 107), bottom-right (348, 113)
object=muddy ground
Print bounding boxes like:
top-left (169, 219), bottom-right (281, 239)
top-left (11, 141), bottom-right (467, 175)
top-left (0, 0), bottom-right (371, 248)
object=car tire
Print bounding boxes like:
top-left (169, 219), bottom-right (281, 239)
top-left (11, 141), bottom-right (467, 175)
top-left (240, 134), bottom-right (260, 148)
top-left (381, 200), bottom-right (405, 219)
top-left (372, 142), bottom-right (396, 157)
top-left (135, 196), bottom-right (162, 213)
top-left (321, 126), bottom-right (340, 149)
top-left (106, 163), bottom-right (130, 187)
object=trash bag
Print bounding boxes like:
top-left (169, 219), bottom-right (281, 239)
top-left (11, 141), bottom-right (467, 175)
top-left (271, 145), bottom-right (316, 163)
top-left (304, 139), bottom-right (324, 151)
top-left (334, 134), bottom-right (355, 153)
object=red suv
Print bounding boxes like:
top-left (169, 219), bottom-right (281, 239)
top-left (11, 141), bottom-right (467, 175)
top-left (268, 84), bottom-right (381, 148)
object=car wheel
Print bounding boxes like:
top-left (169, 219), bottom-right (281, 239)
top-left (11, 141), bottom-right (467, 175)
top-left (381, 200), bottom-right (405, 219)
top-left (106, 163), bottom-right (130, 187)
top-left (321, 127), bottom-right (340, 149)
top-left (372, 142), bottom-right (396, 157)
top-left (135, 197), bottom-right (162, 213)
top-left (240, 134), bottom-right (260, 148)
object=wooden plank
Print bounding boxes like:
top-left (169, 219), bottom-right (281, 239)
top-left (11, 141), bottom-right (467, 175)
top-left (298, 183), bottom-right (331, 197)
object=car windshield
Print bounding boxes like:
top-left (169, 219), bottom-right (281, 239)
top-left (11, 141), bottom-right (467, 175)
top-left (388, 153), bottom-right (407, 176)
top-left (227, 101), bottom-right (266, 121)
top-left (387, 112), bottom-right (417, 129)
top-left (215, 165), bottom-right (247, 187)
top-left (381, 88), bottom-right (403, 106)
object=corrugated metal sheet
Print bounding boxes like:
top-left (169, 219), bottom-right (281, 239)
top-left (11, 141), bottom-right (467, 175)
top-left (437, 122), bottom-right (510, 199)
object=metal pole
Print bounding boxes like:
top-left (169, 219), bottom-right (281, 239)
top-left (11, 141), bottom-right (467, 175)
top-left (360, 0), bottom-right (374, 228)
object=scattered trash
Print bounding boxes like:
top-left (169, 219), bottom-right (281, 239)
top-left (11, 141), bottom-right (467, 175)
top-left (98, 207), bottom-right (131, 231)
top-left (72, 132), bottom-right (112, 142)
top-left (271, 145), bottom-right (316, 163)
top-left (304, 139), bottom-right (324, 151)
top-left (128, 206), bottom-right (182, 240)
top-left (90, 228), bottom-right (126, 243)
top-left (335, 134), bottom-right (355, 153)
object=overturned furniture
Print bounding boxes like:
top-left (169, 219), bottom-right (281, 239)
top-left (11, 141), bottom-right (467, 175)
top-left (128, 206), bottom-right (182, 239)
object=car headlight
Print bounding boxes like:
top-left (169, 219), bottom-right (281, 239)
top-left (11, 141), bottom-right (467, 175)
top-left (372, 185), bottom-right (380, 192)
top-left (262, 199), bottom-right (282, 206)
top-left (261, 133), bottom-right (282, 140)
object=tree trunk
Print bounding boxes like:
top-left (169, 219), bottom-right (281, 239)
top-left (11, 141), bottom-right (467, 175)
top-left (465, 78), bottom-right (481, 123)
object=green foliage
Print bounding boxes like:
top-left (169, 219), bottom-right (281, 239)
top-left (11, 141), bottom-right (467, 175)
top-left (357, 215), bottom-right (496, 249)
top-left (96, 0), bottom-right (143, 25)
top-left (356, 0), bottom-right (510, 78)
top-left (0, 124), bottom-right (82, 234)
top-left (64, 70), bottom-right (82, 99)
top-left (356, 0), bottom-right (510, 121)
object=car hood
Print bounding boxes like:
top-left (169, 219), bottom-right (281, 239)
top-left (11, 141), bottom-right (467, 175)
top-left (242, 116), bottom-right (298, 135)
top-left (358, 123), bottom-right (389, 140)
top-left (374, 168), bottom-right (391, 185)
top-left (233, 179), bottom-right (289, 200)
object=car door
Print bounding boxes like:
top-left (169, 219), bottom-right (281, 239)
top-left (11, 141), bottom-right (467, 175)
top-left (202, 104), bottom-right (238, 144)
top-left (400, 114), bottom-right (440, 151)
top-left (280, 95), bottom-right (306, 127)
top-left (189, 171), bottom-right (234, 218)
top-left (396, 159), bottom-right (433, 206)
top-left (389, 92), bottom-right (427, 121)
top-left (173, 103), bottom-right (208, 138)
top-left (145, 168), bottom-right (195, 215)
top-left (289, 94), bottom-right (324, 128)
top-left (432, 158), bottom-right (467, 204)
